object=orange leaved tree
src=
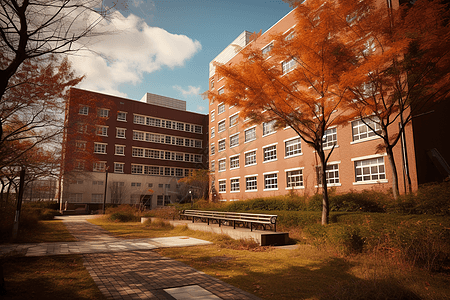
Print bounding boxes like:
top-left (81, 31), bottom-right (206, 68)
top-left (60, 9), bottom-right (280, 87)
top-left (210, 0), bottom-right (372, 225)
top-left (341, 0), bottom-right (450, 199)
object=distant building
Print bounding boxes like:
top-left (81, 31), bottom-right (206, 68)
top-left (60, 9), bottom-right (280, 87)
top-left (62, 88), bottom-right (208, 211)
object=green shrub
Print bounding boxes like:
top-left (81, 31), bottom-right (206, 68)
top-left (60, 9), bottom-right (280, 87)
top-left (308, 191), bottom-right (387, 213)
top-left (39, 209), bottom-right (59, 220)
top-left (107, 205), bottom-right (139, 222)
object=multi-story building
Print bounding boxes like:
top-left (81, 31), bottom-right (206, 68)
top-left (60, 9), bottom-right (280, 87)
top-left (62, 88), bottom-right (208, 211)
top-left (208, 8), bottom-right (426, 202)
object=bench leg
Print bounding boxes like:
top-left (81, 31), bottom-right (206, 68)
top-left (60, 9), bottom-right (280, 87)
top-left (207, 218), bottom-right (210, 225)
top-left (219, 219), bottom-right (221, 227)
top-left (250, 222), bottom-right (253, 232)
top-left (233, 220), bottom-right (236, 229)
top-left (192, 217), bottom-right (194, 223)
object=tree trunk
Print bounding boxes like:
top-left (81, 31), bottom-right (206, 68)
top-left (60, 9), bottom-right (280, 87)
top-left (318, 150), bottom-right (329, 225)
top-left (386, 146), bottom-right (399, 200)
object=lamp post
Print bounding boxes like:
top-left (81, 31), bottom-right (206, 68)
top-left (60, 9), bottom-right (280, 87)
top-left (102, 166), bottom-right (109, 214)
top-left (189, 190), bottom-right (193, 207)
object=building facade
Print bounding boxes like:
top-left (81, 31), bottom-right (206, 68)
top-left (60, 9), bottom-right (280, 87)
top-left (208, 7), bottom-right (421, 202)
top-left (62, 88), bottom-right (208, 211)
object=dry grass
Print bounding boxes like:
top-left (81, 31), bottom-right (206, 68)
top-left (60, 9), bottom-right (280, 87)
top-left (11, 220), bottom-right (77, 243)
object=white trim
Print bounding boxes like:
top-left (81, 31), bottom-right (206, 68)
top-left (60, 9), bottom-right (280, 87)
top-left (353, 180), bottom-right (388, 186)
top-left (264, 188), bottom-right (279, 191)
top-left (263, 170), bottom-right (279, 175)
top-left (245, 124), bottom-right (257, 130)
top-left (262, 142), bottom-right (278, 148)
top-left (350, 135), bottom-right (381, 145)
top-left (262, 131), bottom-right (277, 138)
top-left (285, 186), bottom-right (305, 190)
top-left (284, 166), bottom-right (304, 172)
top-left (351, 153), bottom-right (386, 161)
top-left (284, 136), bottom-right (301, 142)
top-left (244, 148), bottom-right (258, 154)
top-left (230, 176), bottom-right (240, 180)
top-left (245, 174), bottom-right (258, 178)
top-left (285, 153), bottom-right (303, 159)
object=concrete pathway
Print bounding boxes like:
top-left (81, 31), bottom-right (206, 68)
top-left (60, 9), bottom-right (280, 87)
top-left (0, 215), bottom-right (261, 300)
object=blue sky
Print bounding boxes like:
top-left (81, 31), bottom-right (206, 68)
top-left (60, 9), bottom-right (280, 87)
top-left (71, 0), bottom-right (292, 114)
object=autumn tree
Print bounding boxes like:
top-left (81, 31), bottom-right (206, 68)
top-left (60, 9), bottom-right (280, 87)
top-left (0, 0), bottom-right (112, 102)
top-left (211, 0), bottom-right (372, 224)
top-left (178, 169), bottom-right (210, 200)
top-left (341, 0), bottom-right (450, 198)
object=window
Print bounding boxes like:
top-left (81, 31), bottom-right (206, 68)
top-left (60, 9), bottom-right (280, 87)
top-left (134, 115), bottom-right (145, 124)
top-left (132, 164), bottom-right (143, 174)
top-left (264, 173), bottom-right (278, 190)
top-left (131, 182), bottom-right (142, 187)
top-left (195, 140), bottom-right (202, 148)
top-left (116, 128), bottom-right (126, 138)
top-left (211, 127), bottom-right (215, 138)
top-left (352, 118), bottom-right (382, 142)
top-left (210, 79), bottom-right (214, 90)
top-left (263, 144), bottom-right (277, 162)
top-left (133, 131), bottom-right (144, 141)
top-left (245, 150), bottom-right (256, 166)
top-left (263, 120), bottom-right (276, 136)
top-left (282, 58), bottom-right (296, 74)
top-left (75, 141), bottom-right (86, 151)
top-left (157, 195), bottom-right (163, 206)
top-left (211, 110), bottom-right (215, 122)
top-left (286, 169), bottom-right (303, 188)
top-left (69, 193), bottom-right (83, 203)
top-left (244, 127), bottom-right (256, 142)
top-left (230, 155), bottom-right (239, 169)
top-left (96, 126), bottom-right (108, 136)
top-left (285, 30), bottom-right (295, 41)
top-left (218, 158), bottom-right (226, 172)
top-left (262, 42), bottom-right (273, 57)
top-left (93, 180), bottom-right (104, 185)
top-left (230, 133), bottom-right (239, 148)
top-left (210, 144), bottom-right (215, 155)
top-left (211, 161), bottom-right (215, 172)
top-left (117, 111), bottom-right (127, 121)
top-left (93, 161), bottom-right (106, 172)
top-left (354, 157), bottom-right (386, 182)
top-left (218, 139), bottom-right (225, 152)
top-left (194, 155), bottom-right (202, 163)
top-left (230, 178), bottom-right (240, 192)
top-left (218, 103), bottom-right (225, 115)
top-left (176, 122), bottom-right (184, 131)
top-left (246, 176), bottom-right (257, 191)
top-left (75, 160), bottom-right (85, 171)
top-left (218, 87), bottom-right (224, 95)
top-left (94, 143), bottom-right (107, 154)
top-left (285, 138), bottom-right (301, 157)
top-left (132, 148), bottom-right (143, 157)
top-left (218, 120), bottom-right (226, 132)
top-left (79, 106), bottom-right (89, 115)
top-left (323, 128), bottom-right (337, 148)
top-left (98, 108), bottom-right (109, 118)
top-left (218, 180), bottom-right (226, 193)
top-left (91, 194), bottom-right (103, 203)
top-left (114, 163), bottom-right (124, 173)
top-left (115, 145), bottom-right (125, 155)
top-left (317, 164), bottom-right (340, 185)
top-left (229, 113), bottom-right (238, 127)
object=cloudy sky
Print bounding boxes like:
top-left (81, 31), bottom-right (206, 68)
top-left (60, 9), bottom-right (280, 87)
top-left (70, 0), bottom-right (292, 114)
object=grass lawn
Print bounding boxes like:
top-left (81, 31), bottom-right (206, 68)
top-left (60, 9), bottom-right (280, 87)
top-left (90, 218), bottom-right (450, 300)
top-left (1, 219), bottom-right (105, 300)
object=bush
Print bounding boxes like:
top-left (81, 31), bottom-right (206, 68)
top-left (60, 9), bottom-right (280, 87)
top-left (144, 206), bottom-right (179, 220)
top-left (308, 190), bottom-right (387, 213)
top-left (106, 205), bottom-right (140, 222)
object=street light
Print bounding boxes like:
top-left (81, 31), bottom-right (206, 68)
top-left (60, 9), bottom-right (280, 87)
top-left (189, 190), bottom-right (193, 207)
top-left (102, 166), bottom-right (109, 214)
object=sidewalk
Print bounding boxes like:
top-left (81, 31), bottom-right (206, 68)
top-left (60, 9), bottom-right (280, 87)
top-left (0, 215), bottom-right (262, 300)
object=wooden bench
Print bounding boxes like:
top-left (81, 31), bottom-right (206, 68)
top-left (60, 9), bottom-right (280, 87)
top-left (180, 210), bottom-right (277, 232)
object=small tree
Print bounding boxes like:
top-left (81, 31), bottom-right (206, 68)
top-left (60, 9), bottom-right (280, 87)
top-left (212, 0), bottom-right (368, 224)
top-left (178, 169), bottom-right (210, 200)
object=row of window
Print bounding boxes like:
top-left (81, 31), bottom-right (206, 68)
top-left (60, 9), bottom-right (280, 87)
top-left (132, 147), bottom-right (202, 163)
top-left (131, 164), bottom-right (192, 178)
top-left (133, 114), bottom-right (202, 134)
top-left (214, 156), bottom-right (387, 194)
top-left (211, 118), bottom-right (381, 156)
top-left (70, 180), bottom-right (174, 189)
top-left (132, 130), bottom-right (202, 148)
top-left (68, 193), bottom-right (171, 206)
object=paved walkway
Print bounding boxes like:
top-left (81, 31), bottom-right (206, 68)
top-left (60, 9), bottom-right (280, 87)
top-left (0, 215), bottom-right (261, 300)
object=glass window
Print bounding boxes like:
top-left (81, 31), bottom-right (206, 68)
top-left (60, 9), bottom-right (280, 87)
top-left (93, 161), bottom-right (106, 172)
top-left (218, 103), bottom-right (225, 114)
top-left (218, 139), bottom-right (225, 152)
top-left (287, 169), bottom-right (303, 188)
top-left (117, 111), bottom-right (127, 121)
top-left (245, 150), bottom-right (256, 166)
top-left (218, 158), bottom-right (226, 172)
top-left (244, 127), bottom-right (256, 142)
top-left (134, 115), bottom-right (145, 124)
top-left (230, 114), bottom-right (238, 127)
top-left (352, 118), bottom-right (382, 142)
top-left (94, 143), bottom-right (107, 154)
top-left (263, 145), bottom-right (277, 162)
top-left (114, 163), bottom-right (124, 173)
top-left (115, 145), bottom-right (125, 155)
top-left (230, 133), bottom-right (239, 148)
top-left (285, 138), bottom-right (301, 157)
top-left (323, 128), bottom-right (337, 148)
top-left (211, 161), bottom-right (215, 172)
top-left (317, 164), bottom-right (340, 185)
top-left (210, 144), bottom-right (215, 155)
top-left (218, 120), bottom-right (226, 132)
top-left (246, 176), bottom-right (257, 191)
top-left (96, 126), bottom-right (108, 136)
top-left (97, 108), bottom-right (109, 118)
top-left (211, 127), bottom-right (215, 138)
top-left (211, 110), bottom-right (215, 122)
top-left (262, 42), bottom-right (273, 57)
top-left (231, 178), bottom-right (240, 192)
top-left (355, 157), bottom-right (386, 182)
top-left (282, 58), bottom-right (296, 74)
top-left (263, 120), bottom-right (276, 136)
top-left (264, 173), bottom-right (278, 190)
top-left (79, 106), bottom-right (88, 115)
top-left (218, 180), bottom-right (226, 193)
top-left (230, 156), bottom-right (239, 169)
top-left (116, 128), bottom-right (126, 138)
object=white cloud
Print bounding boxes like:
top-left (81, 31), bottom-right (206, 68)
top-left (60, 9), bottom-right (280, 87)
top-left (197, 105), bottom-right (206, 112)
top-left (173, 85), bottom-right (201, 97)
top-left (69, 10), bottom-right (201, 97)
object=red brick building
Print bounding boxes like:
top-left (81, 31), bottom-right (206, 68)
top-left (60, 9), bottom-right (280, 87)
top-left (62, 88), bottom-right (208, 211)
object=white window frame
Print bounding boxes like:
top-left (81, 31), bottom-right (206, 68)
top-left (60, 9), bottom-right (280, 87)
top-left (245, 175), bottom-right (258, 192)
top-left (263, 143), bottom-right (277, 163)
top-left (282, 58), bottom-right (296, 74)
top-left (79, 106), bottom-right (89, 115)
top-left (230, 133), bottom-right (239, 148)
top-left (244, 149), bottom-right (257, 167)
top-left (218, 138), bottom-right (226, 152)
top-left (93, 161), bottom-right (106, 172)
top-left (244, 126), bottom-right (256, 143)
top-left (218, 119), bottom-right (226, 133)
top-left (229, 154), bottom-right (240, 170)
top-left (263, 120), bottom-right (276, 136)
top-left (211, 160), bottom-right (215, 172)
top-left (117, 111), bottom-right (127, 121)
top-left (284, 137), bottom-right (302, 158)
top-left (94, 143), bottom-right (107, 154)
top-left (211, 109), bottom-right (215, 122)
top-left (115, 145), bottom-right (125, 156)
top-left (210, 143), bottom-right (215, 156)
top-left (211, 127), bottom-right (215, 139)
top-left (96, 125), bottom-right (108, 137)
top-left (218, 158), bottom-right (226, 172)
top-left (97, 108), bottom-right (109, 118)
top-left (229, 112), bottom-right (239, 128)
top-left (323, 127), bottom-right (338, 149)
top-left (316, 162), bottom-right (341, 187)
top-left (218, 102), bottom-right (225, 115)
top-left (285, 167), bottom-right (304, 189)
top-left (230, 177), bottom-right (240, 193)
top-left (114, 162), bottom-right (124, 173)
top-left (218, 179), bottom-right (226, 193)
top-left (352, 154), bottom-right (387, 185)
top-left (116, 128), bottom-right (126, 139)
top-left (264, 172), bottom-right (279, 191)
top-left (351, 118), bottom-right (382, 143)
